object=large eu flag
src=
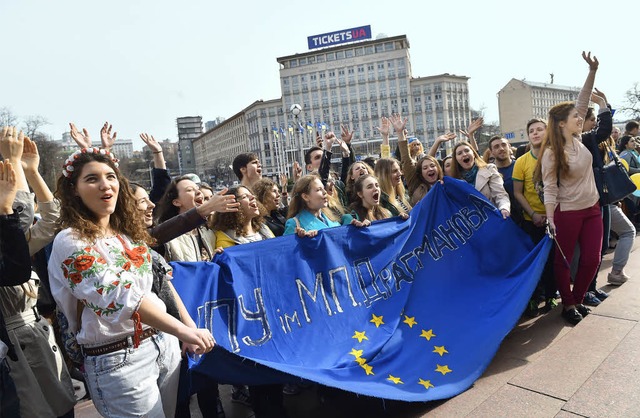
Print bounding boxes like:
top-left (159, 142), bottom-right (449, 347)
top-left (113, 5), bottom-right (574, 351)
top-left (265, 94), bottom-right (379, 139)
top-left (171, 177), bottom-right (551, 401)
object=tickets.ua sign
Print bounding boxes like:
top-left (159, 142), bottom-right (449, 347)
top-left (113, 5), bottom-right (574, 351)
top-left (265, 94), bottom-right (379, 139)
top-left (307, 25), bottom-right (372, 50)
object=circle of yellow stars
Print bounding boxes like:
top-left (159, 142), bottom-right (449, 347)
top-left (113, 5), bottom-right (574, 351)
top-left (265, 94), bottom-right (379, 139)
top-left (348, 312), bottom-right (452, 391)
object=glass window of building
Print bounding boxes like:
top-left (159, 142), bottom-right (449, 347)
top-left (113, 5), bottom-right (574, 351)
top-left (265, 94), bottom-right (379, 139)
top-left (317, 54), bottom-right (325, 63)
top-left (384, 42), bottom-right (394, 51)
top-left (355, 47), bottom-right (363, 56)
top-left (308, 56), bottom-right (315, 64)
top-left (375, 44), bottom-right (384, 53)
top-left (336, 50), bottom-right (345, 59)
top-left (290, 59), bottom-right (298, 67)
top-left (299, 57), bottom-right (307, 65)
top-left (365, 45), bottom-right (374, 55)
top-left (327, 52), bottom-right (336, 61)
top-left (345, 49), bottom-right (354, 58)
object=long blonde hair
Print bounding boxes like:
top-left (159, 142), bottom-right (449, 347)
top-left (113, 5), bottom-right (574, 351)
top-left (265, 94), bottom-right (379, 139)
top-left (374, 158), bottom-right (411, 213)
top-left (533, 102), bottom-right (574, 184)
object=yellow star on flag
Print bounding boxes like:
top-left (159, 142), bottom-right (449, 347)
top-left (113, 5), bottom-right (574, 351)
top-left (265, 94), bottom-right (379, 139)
top-left (361, 363), bottom-right (374, 375)
top-left (370, 314), bottom-right (384, 328)
top-left (352, 331), bottom-right (368, 343)
top-left (420, 329), bottom-right (436, 341)
top-left (403, 315), bottom-right (417, 328)
top-left (349, 348), bottom-right (363, 358)
top-left (418, 378), bottom-right (434, 389)
top-left (355, 357), bottom-right (367, 365)
top-left (433, 345), bottom-right (448, 356)
top-left (387, 375), bottom-right (403, 384)
top-left (435, 364), bottom-right (452, 375)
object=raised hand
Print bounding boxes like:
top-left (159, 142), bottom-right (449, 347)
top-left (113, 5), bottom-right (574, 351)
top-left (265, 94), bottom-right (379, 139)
top-left (0, 160), bottom-right (17, 214)
top-left (292, 161), bottom-right (302, 182)
top-left (0, 127), bottom-right (24, 161)
top-left (593, 88), bottom-right (608, 105)
top-left (21, 136), bottom-right (40, 174)
top-left (461, 118), bottom-right (484, 139)
top-left (340, 125), bottom-right (354, 144)
top-left (389, 114), bottom-right (408, 133)
top-left (582, 51), bottom-right (599, 71)
top-left (69, 123), bottom-right (92, 148)
top-left (279, 173), bottom-right (288, 190)
top-left (196, 188), bottom-right (239, 217)
top-left (100, 122), bottom-right (117, 150)
top-left (375, 117), bottom-right (391, 138)
top-left (437, 132), bottom-right (457, 143)
top-left (590, 92), bottom-right (607, 108)
top-left (324, 131), bottom-right (337, 150)
top-left (139, 133), bottom-right (162, 153)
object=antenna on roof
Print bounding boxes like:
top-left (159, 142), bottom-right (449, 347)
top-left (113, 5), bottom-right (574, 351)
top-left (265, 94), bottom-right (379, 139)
top-left (550, 73), bottom-right (554, 84)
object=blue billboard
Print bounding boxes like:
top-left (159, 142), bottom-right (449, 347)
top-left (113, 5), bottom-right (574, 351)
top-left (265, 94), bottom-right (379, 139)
top-left (307, 25), bottom-right (372, 50)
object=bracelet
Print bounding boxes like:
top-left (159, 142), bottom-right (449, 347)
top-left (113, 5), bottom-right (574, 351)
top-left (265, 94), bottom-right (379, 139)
top-left (152, 150), bottom-right (163, 154)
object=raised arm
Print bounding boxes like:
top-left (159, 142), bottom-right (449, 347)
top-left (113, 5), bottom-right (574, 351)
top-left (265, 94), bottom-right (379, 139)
top-left (100, 121), bottom-right (117, 152)
top-left (140, 133), bottom-right (166, 170)
top-left (0, 160), bottom-right (32, 285)
top-left (575, 51), bottom-right (599, 119)
top-left (21, 137), bottom-right (60, 255)
top-left (460, 117), bottom-right (483, 152)
top-left (375, 116), bottom-right (392, 158)
top-left (427, 132), bottom-right (456, 157)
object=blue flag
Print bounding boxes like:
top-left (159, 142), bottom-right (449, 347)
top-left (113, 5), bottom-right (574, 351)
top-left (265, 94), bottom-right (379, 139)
top-left (171, 178), bottom-right (551, 401)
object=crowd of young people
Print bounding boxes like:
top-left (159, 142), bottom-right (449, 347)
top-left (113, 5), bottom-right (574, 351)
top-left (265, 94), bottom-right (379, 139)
top-left (0, 51), bottom-right (634, 418)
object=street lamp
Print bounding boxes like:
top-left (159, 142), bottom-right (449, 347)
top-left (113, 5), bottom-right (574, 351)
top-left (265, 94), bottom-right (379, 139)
top-left (290, 103), bottom-right (304, 168)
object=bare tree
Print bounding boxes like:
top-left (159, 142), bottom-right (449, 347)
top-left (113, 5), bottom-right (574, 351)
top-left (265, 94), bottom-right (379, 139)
top-left (0, 107), bottom-right (18, 127)
top-left (22, 115), bottom-right (50, 140)
top-left (620, 83), bottom-right (640, 120)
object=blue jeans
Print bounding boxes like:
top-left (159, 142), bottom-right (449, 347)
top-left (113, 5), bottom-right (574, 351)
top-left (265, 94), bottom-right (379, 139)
top-left (84, 331), bottom-right (181, 418)
top-left (0, 358), bottom-right (20, 417)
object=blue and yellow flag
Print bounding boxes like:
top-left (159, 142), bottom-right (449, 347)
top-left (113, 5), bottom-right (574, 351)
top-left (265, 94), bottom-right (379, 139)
top-left (171, 178), bottom-right (550, 401)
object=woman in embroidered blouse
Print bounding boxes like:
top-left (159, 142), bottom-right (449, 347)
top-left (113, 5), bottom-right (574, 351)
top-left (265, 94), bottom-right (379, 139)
top-left (450, 141), bottom-right (511, 218)
top-left (284, 175), bottom-right (360, 237)
top-left (48, 149), bottom-right (214, 417)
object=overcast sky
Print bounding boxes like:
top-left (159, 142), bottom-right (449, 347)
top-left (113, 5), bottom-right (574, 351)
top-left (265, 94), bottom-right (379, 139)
top-left (1, 0), bottom-right (636, 151)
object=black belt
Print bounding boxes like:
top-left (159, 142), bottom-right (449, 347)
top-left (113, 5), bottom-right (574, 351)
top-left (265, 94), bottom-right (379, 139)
top-left (82, 328), bottom-right (157, 357)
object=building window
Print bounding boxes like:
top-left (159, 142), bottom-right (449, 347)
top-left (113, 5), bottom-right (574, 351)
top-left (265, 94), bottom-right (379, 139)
top-left (290, 59), bottom-right (298, 68)
top-left (317, 54), bottom-right (325, 63)
top-left (299, 57), bottom-right (307, 65)
top-left (355, 47), bottom-right (363, 56)
top-left (345, 49), bottom-right (354, 58)
top-left (365, 46), bottom-right (374, 55)
top-left (336, 50), bottom-right (345, 59)
top-left (327, 52), bottom-right (336, 61)
top-left (384, 42), bottom-right (394, 51)
top-left (375, 44), bottom-right (384, 53)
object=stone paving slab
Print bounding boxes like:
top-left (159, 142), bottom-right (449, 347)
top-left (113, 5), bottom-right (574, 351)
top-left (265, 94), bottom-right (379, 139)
top-left (593, 279), bottom-right (640, 322)
top-left (555, 411), bottom-right (586, 417)
top-left (562, 322), bottom-right (640, 418)
top-left (508, 314), bottom-right (635, 401)
top-left (467, 384), bottom-right (565, 418)
top-left (418, 355), bottom-right (529, 417)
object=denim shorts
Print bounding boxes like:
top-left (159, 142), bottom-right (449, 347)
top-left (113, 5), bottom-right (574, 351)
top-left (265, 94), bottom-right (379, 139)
top-left (84, 331), bottom-right (181, 418)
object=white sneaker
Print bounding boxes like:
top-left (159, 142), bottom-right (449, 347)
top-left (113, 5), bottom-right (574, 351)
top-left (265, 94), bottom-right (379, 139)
top-left (608, 271), bottom-right (630, 285)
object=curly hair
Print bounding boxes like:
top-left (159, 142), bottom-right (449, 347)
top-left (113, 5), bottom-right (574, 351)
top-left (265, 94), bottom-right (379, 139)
top-left (209, 186), bottom-right (264, 236)
top-left (54, 151), bottom-right (152, 245)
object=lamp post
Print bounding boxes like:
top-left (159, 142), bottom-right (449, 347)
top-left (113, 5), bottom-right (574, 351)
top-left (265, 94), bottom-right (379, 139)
top-left (290, 103), bottom-right (304, 168)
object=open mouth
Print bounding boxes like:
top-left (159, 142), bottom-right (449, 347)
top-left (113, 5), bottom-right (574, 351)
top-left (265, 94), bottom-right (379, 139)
top-left (195, 197), bottom-right (204, 206)
top-left (101, 194), bottom-right (113, 202)
top-left (372, 191), bottom-right (380, 202)
top-left (462, 156), bottom-right (471, 164)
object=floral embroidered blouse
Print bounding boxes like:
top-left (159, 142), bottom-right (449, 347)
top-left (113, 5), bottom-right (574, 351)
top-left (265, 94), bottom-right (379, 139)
top-left (48, 229), bottom-right (164, 346)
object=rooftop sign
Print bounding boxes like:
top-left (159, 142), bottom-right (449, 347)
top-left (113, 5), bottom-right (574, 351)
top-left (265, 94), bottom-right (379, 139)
top-left (307, 25), bottom-right (372, 50)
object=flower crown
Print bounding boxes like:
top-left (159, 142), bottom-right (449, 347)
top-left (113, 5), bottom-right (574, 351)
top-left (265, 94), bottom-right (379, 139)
top-left (62, 147), bottom-right (119, 178)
